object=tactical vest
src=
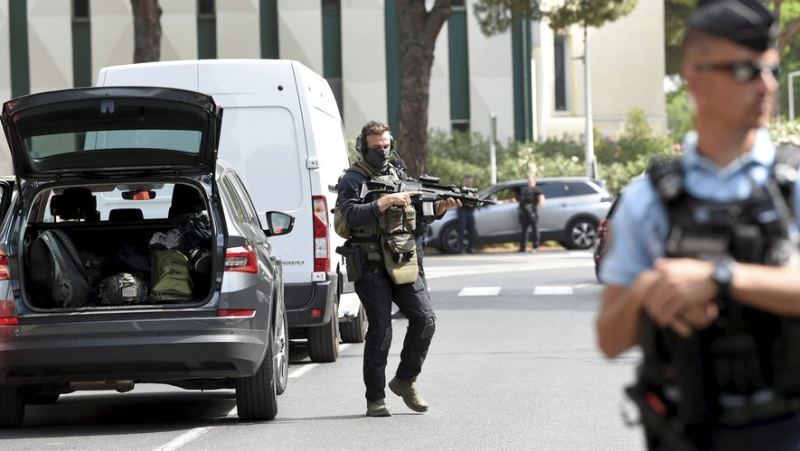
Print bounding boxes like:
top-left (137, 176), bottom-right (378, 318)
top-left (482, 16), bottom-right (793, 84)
top-left (334, 160), bottom-right (419, 284)
top-left (639, 146), bottom-right (800, 430)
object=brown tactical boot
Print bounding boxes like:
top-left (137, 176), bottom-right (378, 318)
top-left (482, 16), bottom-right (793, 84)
top-left (388, 376), bottom-right (429, 412)
top-left (366, 399), bottom-right (391, 417)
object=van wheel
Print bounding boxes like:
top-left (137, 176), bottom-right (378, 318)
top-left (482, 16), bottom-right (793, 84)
top-left (274, 301), bottom-right (289, 396)
top-left (340, 302), bottom-right (367, 343)
top-left (236, 335), bottom-right (278, 421)
top-left (308, 301), bottom-right (340, 363)
top-left (0, 386), bottom-right (25, 428)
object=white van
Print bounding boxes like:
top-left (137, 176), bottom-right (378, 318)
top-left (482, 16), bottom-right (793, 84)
top-left (97, 60), bottom-right (366, 362)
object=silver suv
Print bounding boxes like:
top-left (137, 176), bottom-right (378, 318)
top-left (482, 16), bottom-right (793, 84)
top-left (427, 177), bottom-right (612, 253)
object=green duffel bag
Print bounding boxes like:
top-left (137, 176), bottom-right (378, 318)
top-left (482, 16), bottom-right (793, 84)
top-left (149, 249), bottom-right (193, 303)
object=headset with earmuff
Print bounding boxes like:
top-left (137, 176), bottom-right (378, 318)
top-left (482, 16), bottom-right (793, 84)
top-left (356, 120), bottom-right (395, 155)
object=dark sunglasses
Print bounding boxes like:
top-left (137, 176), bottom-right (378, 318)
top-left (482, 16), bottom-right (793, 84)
top-left (695, 61), bottom-right (781, 83)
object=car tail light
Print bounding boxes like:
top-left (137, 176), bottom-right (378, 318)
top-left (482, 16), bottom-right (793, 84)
top-left (0, 300), bottom-right (17, 325)
top-left (312, 196), bottom-right (330, 273)
top-left (217, 309), bottom-right (256, 318)
top-left (225, 246), bottom-right (258, 273)
top-left (597, 219), bottom-right (608, 239)
top-left (0, 254), bottom-right (9, 280)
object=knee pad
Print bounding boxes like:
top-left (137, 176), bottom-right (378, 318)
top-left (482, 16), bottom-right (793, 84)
top-left (380, 327), bottom-right (393, 351)
top-left (420, 314), bottom-right (436, 340)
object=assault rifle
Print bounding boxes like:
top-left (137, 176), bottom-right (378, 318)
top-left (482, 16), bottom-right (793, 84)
top-left (359, 175), bottom-right (496, 219)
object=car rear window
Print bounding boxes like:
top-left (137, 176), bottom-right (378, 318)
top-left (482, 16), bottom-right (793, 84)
top-left (25, 129), bottom-right (202, 160)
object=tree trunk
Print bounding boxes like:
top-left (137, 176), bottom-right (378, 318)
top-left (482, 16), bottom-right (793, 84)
top-left (131, 0), bottom-right (162, 63)
top-left (395, 0), bottom-right (452, 178)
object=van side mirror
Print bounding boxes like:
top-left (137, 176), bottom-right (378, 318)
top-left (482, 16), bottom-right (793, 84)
top-left (264, 211), bottom-right (294, 236)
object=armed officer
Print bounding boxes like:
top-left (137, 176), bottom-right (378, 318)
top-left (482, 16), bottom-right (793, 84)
top-left (337, 120), bottom-right (459, 417)
top-left (597, 1), bottom-right (800, 449)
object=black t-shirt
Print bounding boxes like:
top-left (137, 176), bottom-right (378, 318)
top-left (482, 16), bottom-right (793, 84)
top-left (519, 186), bottom-right (543, 212)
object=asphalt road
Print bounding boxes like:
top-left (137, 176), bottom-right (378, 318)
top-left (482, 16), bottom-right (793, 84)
top-left (4, 250), bottom-right (645, 451)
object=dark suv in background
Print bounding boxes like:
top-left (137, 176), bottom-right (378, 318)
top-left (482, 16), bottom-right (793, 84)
top-left (427, 177), bottom-right (612, 253)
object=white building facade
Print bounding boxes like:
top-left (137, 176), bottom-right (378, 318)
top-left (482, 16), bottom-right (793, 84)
top-left (0, 0), bottom-right (666, 173)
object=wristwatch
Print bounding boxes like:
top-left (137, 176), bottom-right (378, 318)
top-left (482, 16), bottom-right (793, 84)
top-left (711, 259), bottom-right (736, 299)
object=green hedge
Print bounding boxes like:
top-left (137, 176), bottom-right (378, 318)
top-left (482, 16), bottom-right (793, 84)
top-left (426, 111), bottom-right (799, 195)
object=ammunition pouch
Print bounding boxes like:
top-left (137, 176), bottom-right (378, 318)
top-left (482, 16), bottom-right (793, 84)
top-left (379, 206), bottom-right (416, 234)
top-left (382, 232), bottom-right (418, 285)
top-left (333, 207), bottom-right (351, 239)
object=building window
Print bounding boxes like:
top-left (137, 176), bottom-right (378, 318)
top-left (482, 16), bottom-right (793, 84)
top-left (198, 0), bottom-right (215, 16)
top-left (73, 0), bottom-right (89, 20)
top-left (452, 0), bottom-right (466, 9)
top-left (452, 120), bottom-right (470, 133)
top-left (260, 0), bottom-right (279, 59)
top-left (197, 0), bottom-right (217, 59)
top-left (448, 6), bottom-right (470, 133)
top-left (322, 0), bottom-right (343, 116)
top-left (10, 0), bottom-right (29, 97)
top-left (554, 35), bottom-right (569, 112)
top-left (72, 0), bottom-right (92, 87)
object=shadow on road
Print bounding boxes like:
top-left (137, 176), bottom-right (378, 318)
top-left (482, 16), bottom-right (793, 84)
top-left (3, 390), bottom-right (240, 437)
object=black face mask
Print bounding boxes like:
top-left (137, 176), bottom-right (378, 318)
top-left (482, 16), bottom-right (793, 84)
top-left (365, 148), bottom-right (391, 169)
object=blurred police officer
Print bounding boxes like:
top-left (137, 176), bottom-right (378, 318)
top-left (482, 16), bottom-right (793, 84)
top-left (337, 121), bottom-right (459, 417)
top-left (518, 175), bottom-right (545, 253)
top-left (597, 1), bottom-right (800, 449)
top-left (457, 174), bottom-right (478, 254)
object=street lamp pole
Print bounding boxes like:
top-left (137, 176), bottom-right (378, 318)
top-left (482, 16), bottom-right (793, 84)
top-left (790, 70), bottom-right (800, 121)
top-left (582, 11), bottom-right (595, 178)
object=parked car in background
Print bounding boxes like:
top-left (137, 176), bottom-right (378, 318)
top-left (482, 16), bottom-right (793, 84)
top-left (427, 177), bottom-right (612, 253)
top-left (594, 193), bottom-right (624, 281)
top-left (0, 87), bottom-right (293, 427)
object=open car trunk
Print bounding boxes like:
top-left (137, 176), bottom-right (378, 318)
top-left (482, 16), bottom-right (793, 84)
top-left (20, 181), bottom-right (217, 310)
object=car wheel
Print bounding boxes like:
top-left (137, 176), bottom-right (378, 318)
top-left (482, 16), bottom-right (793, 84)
top-left (236, 333), bottom-right (278, 421)
top-left (274, 301), bottom-right (289, 396)
top-left (340, 302), bottom-right (367, 343)
top-left (0, 386), bottom-right (25, 428)
top-left (308, 300), bottom-right (340, 363)
top-left (441, 222), bottom-right (463, 254)
top-left (564, 218), bottom-right (598, 250)
top-left (26, 388), bottom-right (60, 405)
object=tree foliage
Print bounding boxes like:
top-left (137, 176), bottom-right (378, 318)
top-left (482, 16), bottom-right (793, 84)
top-left (474, 0), bottom-right (637, 36)
top-left (664, 0), bottom-right (694, 76)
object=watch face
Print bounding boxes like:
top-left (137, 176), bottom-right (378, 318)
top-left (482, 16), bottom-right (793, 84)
top-left (713, 261), bottom-right (734, 285)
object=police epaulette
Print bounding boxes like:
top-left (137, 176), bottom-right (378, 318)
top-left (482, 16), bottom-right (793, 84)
top-left (773, 145), bottom-right (800, 203)
top-left (647, 156), bottom-right (684, 204)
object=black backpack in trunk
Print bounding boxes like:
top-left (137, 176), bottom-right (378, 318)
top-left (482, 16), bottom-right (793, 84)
top-left (29, 230), bottom-right (91, 308)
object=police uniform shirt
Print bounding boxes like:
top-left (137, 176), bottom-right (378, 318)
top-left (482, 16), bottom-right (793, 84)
top-left (600, 129), bottom-right (800, 287)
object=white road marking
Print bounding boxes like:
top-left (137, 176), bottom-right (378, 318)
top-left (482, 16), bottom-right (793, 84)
top-left (574, 283), bottom-right (600, 289)
top-left (458, 287), bottom-right (502, 296)
top-left (288, 343), bottom-right (352, 378)
top-left (289, 364), bottom-right (318, 379)
top-left (426, 262), bottom-right (594, 280)
top-left (153, 427), bottom-right (212, 451)
top-left (534, 286), bottom-right (574, 295)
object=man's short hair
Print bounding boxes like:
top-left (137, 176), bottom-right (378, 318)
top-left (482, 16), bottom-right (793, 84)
top-left (361, 120), bottom-right (391, 139)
